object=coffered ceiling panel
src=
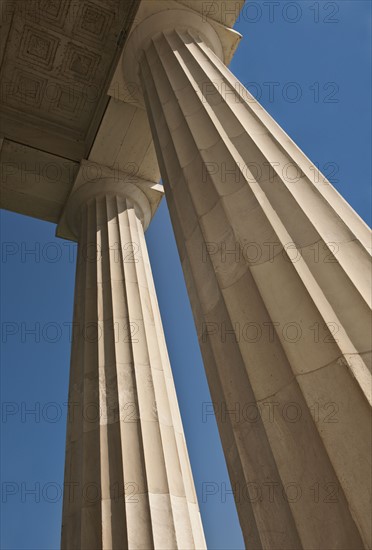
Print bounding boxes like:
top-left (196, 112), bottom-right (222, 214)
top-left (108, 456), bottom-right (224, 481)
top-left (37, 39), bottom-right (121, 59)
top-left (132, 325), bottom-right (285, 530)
top-left (0, 0), bottom-right (139, 160)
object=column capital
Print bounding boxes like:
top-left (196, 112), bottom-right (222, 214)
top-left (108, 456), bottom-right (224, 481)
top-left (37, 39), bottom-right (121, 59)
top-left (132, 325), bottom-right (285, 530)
top-left (125, 8), bottom-right (224, 62)
top-left (56, 160), bottom-right (164, 241)
top-left (108, 0), bottom-right (242, 107)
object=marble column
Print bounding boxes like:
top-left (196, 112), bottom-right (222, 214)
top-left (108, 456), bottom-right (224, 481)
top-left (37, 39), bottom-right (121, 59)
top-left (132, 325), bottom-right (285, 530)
top-left (58, 169), bottom-right (206, 550)
top-left (124, 10), bottom-right (371, 549)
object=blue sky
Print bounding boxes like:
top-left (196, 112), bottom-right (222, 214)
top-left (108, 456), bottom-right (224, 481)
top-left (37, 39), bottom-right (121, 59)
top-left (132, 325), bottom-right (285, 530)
top-left (1, 2), bottom-right (371, 549)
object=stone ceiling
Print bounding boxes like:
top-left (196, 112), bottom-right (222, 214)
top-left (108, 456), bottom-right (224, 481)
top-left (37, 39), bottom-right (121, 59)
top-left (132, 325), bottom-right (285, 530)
top-left (0, 0), bottom-right (244, 225)
top-left (0, 0), bottom-right (139, 160)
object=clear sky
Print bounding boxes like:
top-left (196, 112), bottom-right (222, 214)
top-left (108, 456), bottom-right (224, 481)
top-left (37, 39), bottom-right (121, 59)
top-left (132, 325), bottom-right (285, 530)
top-left (1, 2), bottom-right (371, 549)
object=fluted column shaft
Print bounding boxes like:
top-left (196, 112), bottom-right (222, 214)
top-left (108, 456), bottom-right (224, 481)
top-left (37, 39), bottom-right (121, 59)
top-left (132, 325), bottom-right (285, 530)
top-left (136, 24), bottom-right (371, 550)
top-left (61, 191), bottom-right (206, 550)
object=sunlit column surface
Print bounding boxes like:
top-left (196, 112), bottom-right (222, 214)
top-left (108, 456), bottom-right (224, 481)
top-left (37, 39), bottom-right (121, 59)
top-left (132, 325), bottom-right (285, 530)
top-left (58, 171), bottom-right (206, 550)
top-left (124, 8), bottom-right (371, 549)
